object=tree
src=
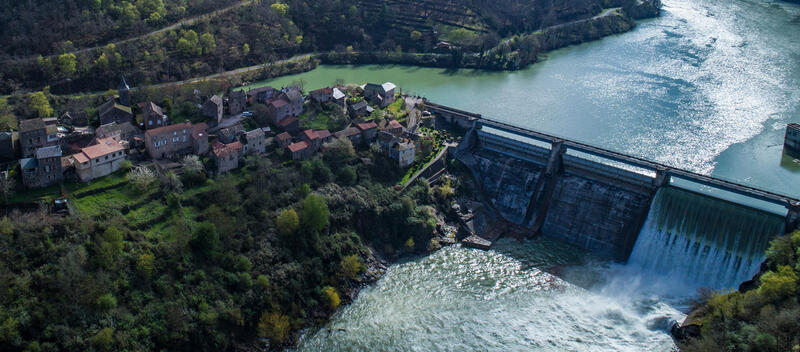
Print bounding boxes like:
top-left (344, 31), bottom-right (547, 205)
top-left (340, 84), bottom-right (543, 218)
top-left (321, 286), bottom-right (340, 309)
top-left (0, 98), bottom-right (17, 131)
top-left (271, 3), bottom-right (289, 16)
top-left (410, 30), bottom-right (422, 41)
top-left (277, 208), bottom-right (299, 238)
top-left (191, 222), bottom-right (219, 259)
top-left (136, 253), bottom-right (155, 280)
top-left (258, 311), bottom-right (290, 344)
top-left (257, 274), bottom-right (269, 290)
top-left (57, 53), bottom-right (77, 77)
top-left (128, 165), bottom-right (156, 192)
top-left (324, 137), bottom-right (356, 166)
top-left (182, 155), bottom-right (205, 185)
top-left (95, 227), bottom-right (124, 269)
top-left (302, 194), bottom-right (329, 234)
top-left (199, 33), bottom-right (216, 55)
top-left (758, 265), bottom-right (798, 302)
top-left (28, 92), bottom-right (53, 118)
top-left (337, 166), bottom-right (357, 185)
top-left (338, 254), bottom-right (364, 281)
top-left (91, 327), bottom-right (114, 351)
top-left (242, 43), bottom-right (250, 56)
top-left (95, 293), bottom-right (117, 311)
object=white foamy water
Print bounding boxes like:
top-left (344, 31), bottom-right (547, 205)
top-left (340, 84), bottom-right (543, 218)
top-left (296, 240), bottom-right (683, 352)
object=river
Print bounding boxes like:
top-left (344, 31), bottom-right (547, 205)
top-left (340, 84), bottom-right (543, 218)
top-left (262, 0), bottom-right (800, 350)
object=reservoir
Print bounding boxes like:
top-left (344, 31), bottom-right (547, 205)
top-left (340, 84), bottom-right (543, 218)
top-left (263, 0), bottom-right (800, 349)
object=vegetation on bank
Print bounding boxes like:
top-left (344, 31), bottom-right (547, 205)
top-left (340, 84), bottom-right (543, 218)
top-left (681, 230), bottom-right (800, 352)
top-left (0, 0), bottom-right (659, 95)
top-left (0, 137), bottom-right (458, 351)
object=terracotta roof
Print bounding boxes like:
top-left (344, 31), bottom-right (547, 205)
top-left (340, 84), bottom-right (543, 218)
top-left (302, 129), bottom-right (319, 140)
top-left (277, 132), bottom-right (292, 141)
top-left (213, 141), bottom-right (243, 158)
top-left (310, 87), bottom-right (333, 95)
top-left (270, 99), bottom-right (289, 108)
top-left (388, 120), bottom-right (403, 129)
top-left (80, 137), bottom-right (124, 160)
top-left (73, 152), bottom-right (89, 164)
top-left (277, 116), bottom-right (298, 127)
top-left (192, 122), bottom-right (208, 139)
top-left (357, 122), bottom-right (377, 131)
top-left (145, 122), bottom-right (194, 138)
top-left (287, 141), bottom-right (309, 153)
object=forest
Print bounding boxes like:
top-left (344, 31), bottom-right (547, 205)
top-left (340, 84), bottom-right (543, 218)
top-left (680, 230), bottom-right (800, 352)
top-left (0, 133), bottom-right (460, 351)
top-left (0, 0), bottom-right (658, 94)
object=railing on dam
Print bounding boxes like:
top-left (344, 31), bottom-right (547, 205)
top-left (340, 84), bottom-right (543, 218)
top-left (425, 101), bottom-right (800, 214)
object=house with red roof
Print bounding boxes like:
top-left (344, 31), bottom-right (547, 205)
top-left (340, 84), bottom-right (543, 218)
top-left (356, 121), bottom-right (378, 143)
top-left (144, 122), bottom-right (208, 159)
top-left (383, 119), bottom-right (404, 136)
top-left (212, 141), bottom-right (243, 174)
top-left (276, 132), bottom-right (292, 148)
top-left (287, 141), bottom-right (311, 160)
top-left (73, 137), bottom-right (127, 182)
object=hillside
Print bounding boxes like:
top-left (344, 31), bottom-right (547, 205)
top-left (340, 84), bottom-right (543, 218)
top-left (0, 0), bottom-right (659, 95)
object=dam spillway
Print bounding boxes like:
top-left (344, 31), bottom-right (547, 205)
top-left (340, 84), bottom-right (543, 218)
top-left (428, 102), bottom-right (800, 274)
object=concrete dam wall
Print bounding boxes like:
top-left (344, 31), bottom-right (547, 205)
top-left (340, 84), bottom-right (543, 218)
top-left (429, 102), bottom-right (800, 264)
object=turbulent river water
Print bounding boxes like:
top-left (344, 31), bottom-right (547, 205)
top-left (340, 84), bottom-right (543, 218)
top-left (257, 0), bottom-right (800, 350)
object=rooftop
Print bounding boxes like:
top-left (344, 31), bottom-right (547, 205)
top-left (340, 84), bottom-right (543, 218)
top-left (145, 122), bottom-right (194, 138)
top-left (81, 137), bottom-right (124, 160)
top-left (287, 141), bottom-right (309, 153)
top-left (35, 145), bottom-right (63, 159)
top-left (302, 129), bottom-right (319, 140)
top-left (316, 130), bottom-right (332, 139)
top-left (388, 120), bottom-right (403, 129)
top-left (277, 116), bottom-right (298, 127)
top-left (19, 118), bottom-right (46, 132)
top-left (213, 141), bottom-right (243, 157)
top-left (336, 127), bottom-right (361, 138)
top-left (310, 87), bottom-right (334, 95)
top-left (277, 132), bottom-right (292, 141)
top-left (357, 121), bottom-right (378, 131)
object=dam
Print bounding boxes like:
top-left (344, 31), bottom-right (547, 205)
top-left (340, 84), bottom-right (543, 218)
top-left (427, 102), bottom-right (799, 283)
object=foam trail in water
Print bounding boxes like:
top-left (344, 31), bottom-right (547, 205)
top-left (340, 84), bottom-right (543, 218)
top-left (626, 187), bottom-right (784, 295)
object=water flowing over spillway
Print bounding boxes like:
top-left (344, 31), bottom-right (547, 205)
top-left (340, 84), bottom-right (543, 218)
top-left (627, 187), bottom-right (785, 293)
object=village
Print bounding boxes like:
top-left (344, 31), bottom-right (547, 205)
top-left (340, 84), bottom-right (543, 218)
top-left (0, 78), bottom-right (446, 200)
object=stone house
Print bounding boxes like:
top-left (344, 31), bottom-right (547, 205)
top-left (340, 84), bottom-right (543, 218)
top-left (95, 122), bottom-right (142, 148)
top-left (140, 102), bottom-right (167, 130)
top-left (309, 87), bottom-right (334, 104)
top-left (392, 141), bottom-right (415, 168)
top-left (99, 99), bottom-right (134, 125)
top-left (277, 116), bottom-right (299, 133)
top-left (287, 141), bottom-right (311, 160)
top-left (383, 119), bottom-right (404, 136)
top-left (144, 122), bottom-right (208, 159)
top-left (203, 95), bottom-right (224, 123)
top-left (242, 128), bottom-right (266, 155)
top-left (363, 82), bottom-right (397, 108)
top-left (301, 129), bottom-right (321, 152)
top-left (267, 88), bottom-right (304, 125)
top-left (227, 90), bottom-right (247, 115)
top-left (73, 138), bottom-right (126, 182)
top-left (348, 100), bottom-right (372, 119)
top-left (334, 127), bottom-right (361, 145)
top-left (213, 141), bottom-right (243, 174)
top-left (276, 132), bottom-right (292, 148)
top-left (0, 132), bottom-right (17, 162)
top-left (332, 88), bottom-right (347, 108)
top-left (356, 121), bottom-right (378, 143)
top-left (218, 125), bottom-right (245, 144)
top-left (19, 118), bottom-right (59, 158)
top-left (316, 130), bottom-right (333, 145)
top-left (19, 146), bottom-right (63, 189)
top-left (247, 86), bottom-right (279, 104)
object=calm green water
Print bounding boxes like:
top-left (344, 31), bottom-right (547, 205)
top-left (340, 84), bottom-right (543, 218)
top-left (273, 0), bottom-right (800, 350)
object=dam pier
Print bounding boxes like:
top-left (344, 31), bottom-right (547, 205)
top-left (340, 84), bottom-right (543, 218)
top-left (426, 102), bottom-right (800, 273)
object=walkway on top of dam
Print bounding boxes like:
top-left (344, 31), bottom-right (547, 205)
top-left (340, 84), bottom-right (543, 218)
top-left (423, 101), bottom-right (800, 212)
